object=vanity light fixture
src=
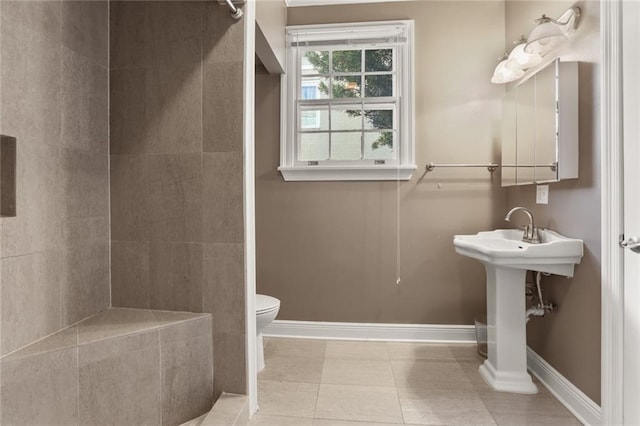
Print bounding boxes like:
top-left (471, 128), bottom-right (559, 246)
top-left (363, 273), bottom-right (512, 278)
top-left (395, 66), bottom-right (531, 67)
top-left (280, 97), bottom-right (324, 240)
top-left (491, 6), bottom-right (580, 85)
top-left (508, 37), bottom-right (542, 69)
top-left (491, 54), bottom-right (525, 84)
top-left (525, 7), bottom-right (581, 54)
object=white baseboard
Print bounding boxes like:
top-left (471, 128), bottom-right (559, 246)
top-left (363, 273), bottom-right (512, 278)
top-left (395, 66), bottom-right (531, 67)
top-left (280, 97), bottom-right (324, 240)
top-left (527, 348), bottom-right (602, 426)
top-left (263, 319), bottom-right (476, 342)
top-left (263, 320), bottom-right (601, 425)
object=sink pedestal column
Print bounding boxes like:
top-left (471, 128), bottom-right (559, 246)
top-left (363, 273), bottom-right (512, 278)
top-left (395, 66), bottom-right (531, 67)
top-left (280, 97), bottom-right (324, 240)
top-left (479, 266), bottom-right (538, 394)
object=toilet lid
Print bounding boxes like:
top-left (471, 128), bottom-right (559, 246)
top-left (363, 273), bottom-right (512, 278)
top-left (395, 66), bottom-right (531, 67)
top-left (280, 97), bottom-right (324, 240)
top-left (256, 294), bottom-right (280, 314)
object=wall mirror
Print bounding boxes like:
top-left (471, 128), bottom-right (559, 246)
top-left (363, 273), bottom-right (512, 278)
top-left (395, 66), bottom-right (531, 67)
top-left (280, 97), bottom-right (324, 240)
top-left (501, 58), bottom-right (579, 186)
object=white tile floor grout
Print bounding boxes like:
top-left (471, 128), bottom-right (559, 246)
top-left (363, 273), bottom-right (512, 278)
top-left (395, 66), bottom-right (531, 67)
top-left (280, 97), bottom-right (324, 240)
top-left (251, 338), bottom-right (583, 426)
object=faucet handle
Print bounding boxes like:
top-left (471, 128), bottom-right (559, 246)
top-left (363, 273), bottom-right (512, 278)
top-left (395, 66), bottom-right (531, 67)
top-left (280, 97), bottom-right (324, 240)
top-left (522, 225), bottom-right (541, 244)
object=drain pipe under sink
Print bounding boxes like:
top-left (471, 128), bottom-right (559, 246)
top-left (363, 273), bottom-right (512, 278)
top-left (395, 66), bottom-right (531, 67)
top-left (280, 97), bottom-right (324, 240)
top-left (526, 271), bottom-right (554, 323)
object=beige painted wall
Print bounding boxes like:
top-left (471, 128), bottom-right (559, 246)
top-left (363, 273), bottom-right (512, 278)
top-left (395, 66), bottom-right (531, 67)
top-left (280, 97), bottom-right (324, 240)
top-left (256, 1), bottom-right (507, 324)
top-left (109, 1), bottom-right (247, 398)
top-left (505, 0), bottom-right (601, 404)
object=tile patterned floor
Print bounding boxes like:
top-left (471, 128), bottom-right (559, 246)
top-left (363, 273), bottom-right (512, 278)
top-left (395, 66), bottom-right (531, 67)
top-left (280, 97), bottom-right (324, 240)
top-left (252, 338), bottom-right (583, 426)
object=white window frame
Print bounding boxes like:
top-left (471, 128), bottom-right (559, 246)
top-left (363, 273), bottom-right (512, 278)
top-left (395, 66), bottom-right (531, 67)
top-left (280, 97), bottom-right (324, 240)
top-left (279, 20), bottom-right (416, 181)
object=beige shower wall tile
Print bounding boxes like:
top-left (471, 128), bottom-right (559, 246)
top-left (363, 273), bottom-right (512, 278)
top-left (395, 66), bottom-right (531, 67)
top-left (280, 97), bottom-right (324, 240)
top-left (202, 152), bottom-right (244, 244)
top-left (78, 331), bottom-right (161, 425)
top-left (77, 308), bottom-right (157, 345)
top-left (61, 243), bottom-right (110, 326)
top-left (110, 65), bottom-right (202, 155)
top-left (62, 216), bottom-right (109, 248)
top-left (0, 1), bottom-right (61, 44)
top-left (110, 1), bottom-right (203, 69)
top-left (1, 142), bottom-right (63, 257)
top-left (61, 0), bottom-right (108, 67)
top-left (61, 47), bottom-right (108, 153)
top-left (110, 155), bottom-right (150, 241)
top-left (158, 315), bottom-right (211, 342)
top-left (109, 68), bottom-right (148, 154)
top-left (203, 243), bottom-right (244, 335)
top-left (147, 154), bottom-right (203, 242)
top-left (0, 345), bottom-right (78, 425)
top-left (2, 326), bottom-right (77, 361)
top-left (109, 1), bottom-right (152, 69)
top-left (61, 147), bottom-right (109, 218)
top-left (213, 331), bottom-right (246, 397)
top-left (202, 2), bottom-right (244, 65)
top-left (0, 13), bottom-right (61, 149)
top-left (0, 250), bottom-right (63, 356)
top-left (111, 241), bottom-right (150, 309)
top-left (160, 323), bottom-right (214, 425)
top-left (142, 65), bottom-right (202, 155)
top-left (149, 242), bottom-right (203, 313)
top-left (203, 62), bottom-right (243, 153)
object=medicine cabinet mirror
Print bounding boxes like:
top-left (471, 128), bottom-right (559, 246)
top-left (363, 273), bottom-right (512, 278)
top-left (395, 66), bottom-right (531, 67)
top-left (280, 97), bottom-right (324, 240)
top-left (501, 59), bottom-right (579, 186)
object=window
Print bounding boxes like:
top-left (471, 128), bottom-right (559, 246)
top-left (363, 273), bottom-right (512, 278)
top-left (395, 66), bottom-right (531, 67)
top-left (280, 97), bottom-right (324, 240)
top-left (300, 84), bottom-right (320, 129)
top-left (279, 21), bottom-right (416, 181)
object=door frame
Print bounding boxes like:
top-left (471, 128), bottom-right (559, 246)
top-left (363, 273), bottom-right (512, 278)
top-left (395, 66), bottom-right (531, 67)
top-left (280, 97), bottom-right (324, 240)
top-left (600, 0), bottom-right (626, 424)
top-left (243, 0), bottom-right (258, 415)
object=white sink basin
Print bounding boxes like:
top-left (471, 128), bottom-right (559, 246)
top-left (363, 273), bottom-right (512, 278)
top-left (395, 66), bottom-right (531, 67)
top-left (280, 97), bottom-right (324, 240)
top-left (453, 227), bottom-right (584, 394)
top-left (454, 229), bottom-right (584, 277)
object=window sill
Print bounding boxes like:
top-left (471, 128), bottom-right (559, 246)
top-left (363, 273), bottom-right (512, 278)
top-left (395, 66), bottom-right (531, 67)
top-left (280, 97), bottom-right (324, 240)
top-left (278, 165), bottom-right (417, 181)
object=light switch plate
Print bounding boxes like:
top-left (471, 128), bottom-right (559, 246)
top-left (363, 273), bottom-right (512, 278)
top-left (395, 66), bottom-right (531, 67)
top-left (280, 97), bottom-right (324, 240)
top-left (536, 184), bottom-right (549, 204)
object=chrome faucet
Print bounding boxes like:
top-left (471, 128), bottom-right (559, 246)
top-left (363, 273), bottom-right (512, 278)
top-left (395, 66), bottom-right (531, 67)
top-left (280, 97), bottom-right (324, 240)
top-left (505, 207), bottom-right (541, 244)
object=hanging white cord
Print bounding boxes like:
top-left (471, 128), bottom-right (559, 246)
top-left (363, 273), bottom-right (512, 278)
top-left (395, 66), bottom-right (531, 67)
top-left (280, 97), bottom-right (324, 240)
top-left (396, 164), bottom-right (401, 285)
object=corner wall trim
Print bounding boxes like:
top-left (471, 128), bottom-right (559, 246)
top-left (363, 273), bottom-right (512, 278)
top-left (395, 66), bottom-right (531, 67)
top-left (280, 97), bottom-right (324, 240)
top-left (263, 320), bottom-right (476, 342)
top-left (527, 348), bottom-right (602, 426)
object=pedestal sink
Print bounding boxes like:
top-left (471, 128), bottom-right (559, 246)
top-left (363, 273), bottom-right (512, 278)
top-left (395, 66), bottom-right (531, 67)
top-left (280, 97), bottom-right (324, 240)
top-left (454, 229), bottom-right (583, 394)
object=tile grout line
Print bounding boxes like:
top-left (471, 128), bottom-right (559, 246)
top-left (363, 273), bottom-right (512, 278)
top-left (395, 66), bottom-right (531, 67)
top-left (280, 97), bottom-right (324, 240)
top-left (387, 342), bottom-right (407, 425)
top-left (312, 348), bottom-right (327, 420)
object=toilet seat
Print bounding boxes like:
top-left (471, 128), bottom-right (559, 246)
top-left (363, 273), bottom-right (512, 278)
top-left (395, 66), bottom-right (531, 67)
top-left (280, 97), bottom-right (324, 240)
top-left (256, 294), bottom-right (280, 314)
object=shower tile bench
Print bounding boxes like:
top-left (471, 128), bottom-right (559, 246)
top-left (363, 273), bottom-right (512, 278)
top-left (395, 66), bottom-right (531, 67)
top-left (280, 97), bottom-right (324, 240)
top-left (0, 308), bottom-right (214, 426)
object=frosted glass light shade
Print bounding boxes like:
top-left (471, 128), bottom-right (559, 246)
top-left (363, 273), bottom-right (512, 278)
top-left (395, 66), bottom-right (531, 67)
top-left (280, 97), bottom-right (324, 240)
top-left (508, 43), bottom-right (542, 69)
top-left (524, 21), bottom-right (567, 55)
top-left (491, 59), bottom-right (524, 84)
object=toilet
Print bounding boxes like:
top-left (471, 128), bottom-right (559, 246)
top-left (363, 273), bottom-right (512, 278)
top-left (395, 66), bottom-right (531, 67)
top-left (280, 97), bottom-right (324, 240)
top-left (256, 294), bottom-right (280, 372)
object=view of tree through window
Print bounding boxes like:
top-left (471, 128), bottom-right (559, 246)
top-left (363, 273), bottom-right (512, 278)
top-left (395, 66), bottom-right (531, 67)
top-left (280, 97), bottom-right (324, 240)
top-left (300, 48), bottom-right (396, 159)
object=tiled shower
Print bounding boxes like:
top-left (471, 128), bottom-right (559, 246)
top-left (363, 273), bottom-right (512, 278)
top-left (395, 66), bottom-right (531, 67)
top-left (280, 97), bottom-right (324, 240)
top-left (0, 1), bottom-right (248, 424)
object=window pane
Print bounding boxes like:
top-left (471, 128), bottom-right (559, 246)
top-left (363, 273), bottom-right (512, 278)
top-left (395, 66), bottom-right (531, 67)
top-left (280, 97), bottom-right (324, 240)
top-left (365, 75), bottom-right (393, 97)
top-left (299, 133), bottom-right (329, 161)
top-left (302, 51), bottom-right (329, 75)
top-left (299, 106), bottom-right (328, 130)
top-left (301, 76), bottom-right (330, 99)
top-left (331, 108), bottom-right (362, 131)
top-left (332, 50), bottom-right (361, 73)
top-left (364, 131), bottom-right (395, 160)
top-left (364, 109), bottom-right (393, 130)
top-left (332, 75), bottom-right (361, 98)
top-left (331, 132), bottom-right (362, 160)
top-left (365, 49), bottom-right (393, 72)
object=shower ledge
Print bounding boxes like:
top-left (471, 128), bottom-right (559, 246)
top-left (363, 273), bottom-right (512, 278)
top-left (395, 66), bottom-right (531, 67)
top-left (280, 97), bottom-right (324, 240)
top-left (0, 308), bottom-right (214, 426)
